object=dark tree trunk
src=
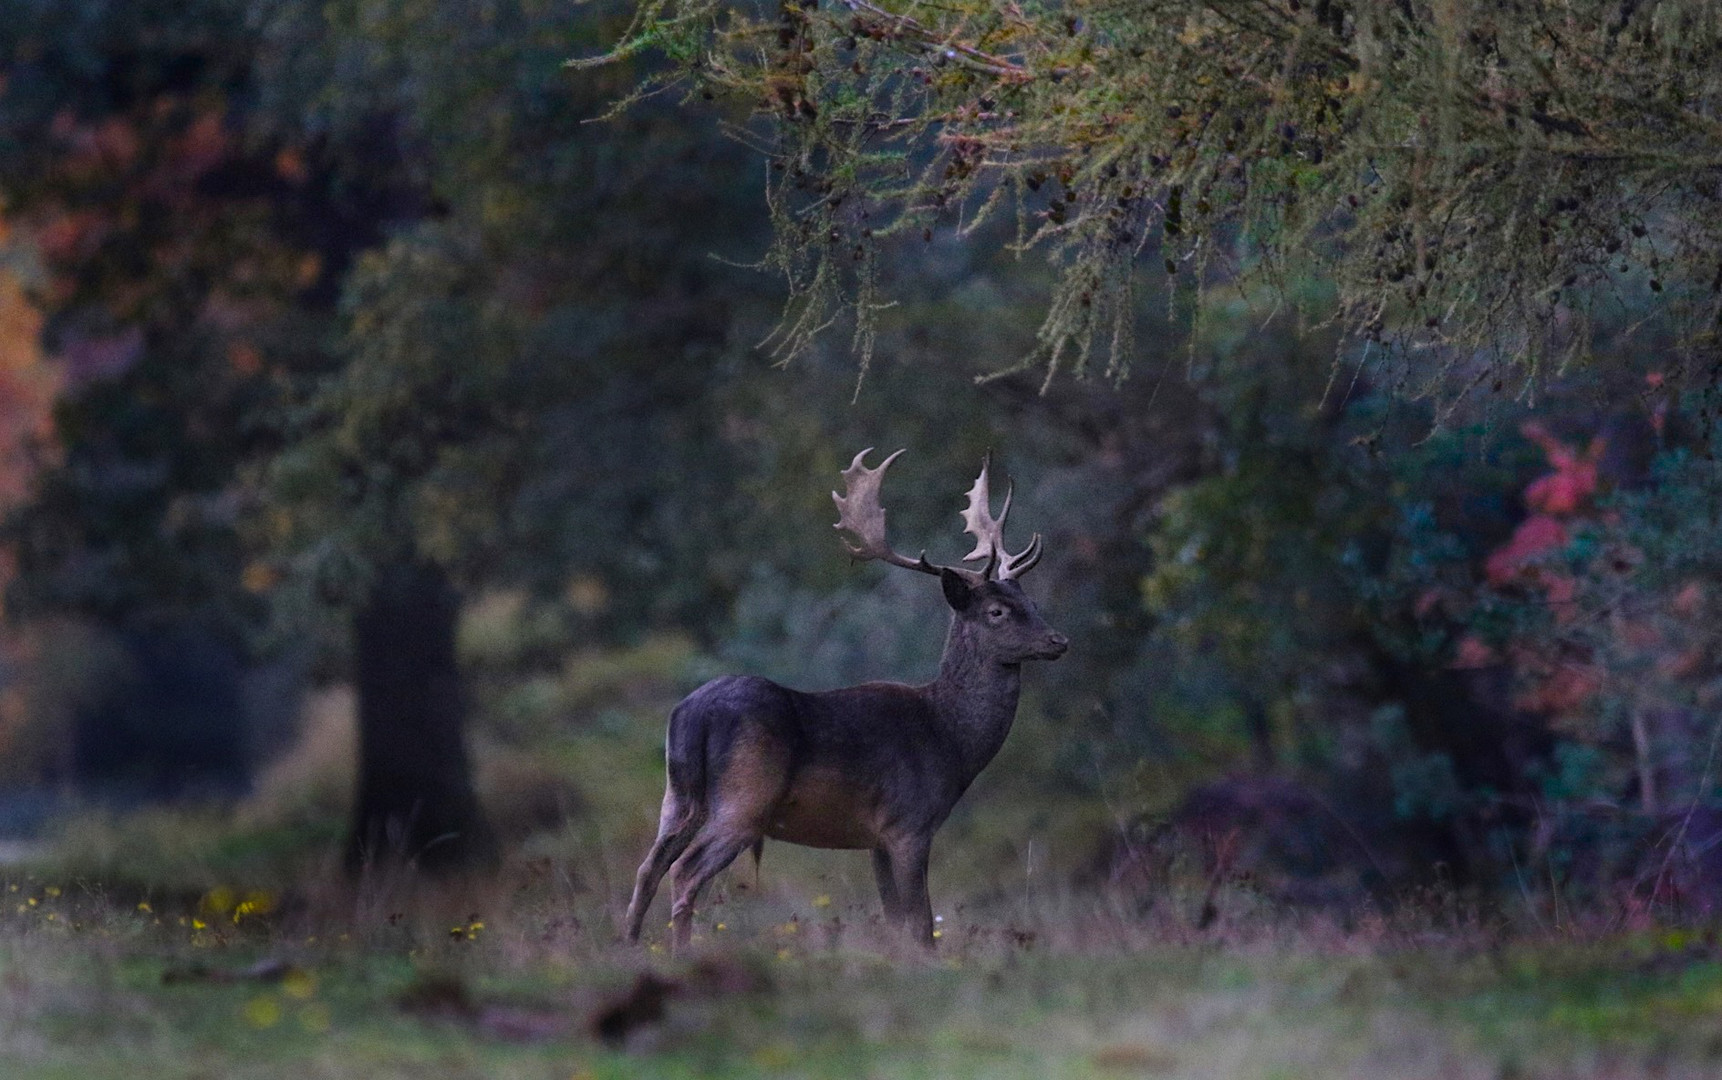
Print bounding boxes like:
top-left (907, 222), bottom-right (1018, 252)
top-left (344, 560), bottom-right (497, 875)
top-left (1243, 695), bottom-right (1276, 772)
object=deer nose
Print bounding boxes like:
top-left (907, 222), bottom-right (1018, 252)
top-left (1045, 632), bottom-right (1069, 656)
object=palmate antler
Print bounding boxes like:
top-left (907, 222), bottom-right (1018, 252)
top-left (833, 448), bottom-right (1043, 583)
top-left (832, 449), bottom-right (943, 577)
top-left (959, 452), bottom-right (1043, 582)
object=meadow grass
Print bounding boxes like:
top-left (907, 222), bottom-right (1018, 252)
top-left (5, 639), bottom-right (1722, 1078)
top-left (5, 846), bottom-right (1722, 1080)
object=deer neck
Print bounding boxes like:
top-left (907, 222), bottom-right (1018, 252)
top-left (928, 617), bottom-right (1022, 784)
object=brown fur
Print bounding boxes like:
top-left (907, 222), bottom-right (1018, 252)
top-left (623, 451), bottom-right (1065, 951)
top-left (765, 765), bottom-right (884, 849)
top-left (622, 576), bottom-right (1066, 951)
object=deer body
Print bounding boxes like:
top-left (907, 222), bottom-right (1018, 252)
top-left (624, 451), bottom-right (1065, 949)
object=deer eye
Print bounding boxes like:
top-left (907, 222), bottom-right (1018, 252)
top-left (987, 606), bottom-right (1007, 621)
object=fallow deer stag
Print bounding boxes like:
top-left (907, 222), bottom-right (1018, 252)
top-left (623, 449), bottom-right (1067, 950)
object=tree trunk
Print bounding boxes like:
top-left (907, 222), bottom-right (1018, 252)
top-left (344, 560), bottom-right (497, 875)
top-left (1243, 695), bottom-right (1276, 772)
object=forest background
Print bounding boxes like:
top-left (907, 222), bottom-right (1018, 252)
top-left (3, 2), bottom-right (1722, 1075)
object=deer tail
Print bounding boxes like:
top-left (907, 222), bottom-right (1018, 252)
top-left (664, 699), bottom-right (708, 813)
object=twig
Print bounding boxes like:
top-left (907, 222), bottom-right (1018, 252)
top-left (839, 0), bottom-right (1032, 80)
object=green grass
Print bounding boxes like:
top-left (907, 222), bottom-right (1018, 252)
top-left (7, 637), bottom-right (1722, 1078)
top-left (6, 861), bottom-right (1722, 1079)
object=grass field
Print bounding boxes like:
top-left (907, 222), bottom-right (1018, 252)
top-left (5, 640), bottom-right (1722, 1078)
top-left (7, 838), bottom-right (1722, 1079)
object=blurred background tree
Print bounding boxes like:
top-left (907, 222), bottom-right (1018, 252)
top-left (0, 0), bottom-right (1718, 918)
top-left (249, 0), bottom-right (790, 870)
top-left (0, 0), bottom-right (335, 802)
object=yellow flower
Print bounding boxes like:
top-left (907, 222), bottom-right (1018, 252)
top-left (233, 891), bottom-right (277, 923)
top-left (812, 895), bottom-right (832, 909)
top-left (200, 887), bottom-right (235, 916)
top-left (136, 902), bottom-right (152, 913)
top-left (242, 995), bottom-right (282, 1029)
top-left (283, 970), bottom-right (317, 1000)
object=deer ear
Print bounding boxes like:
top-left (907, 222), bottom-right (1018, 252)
top-left (940, 567), bottom-right (975, 612)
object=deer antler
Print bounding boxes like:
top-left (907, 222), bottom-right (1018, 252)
top-left (835, 448), bottom-right (1044, 583)
top-left (833, 448), bottom-right (946, 577)
top-left (959, 452), bottom-right (1043, 581)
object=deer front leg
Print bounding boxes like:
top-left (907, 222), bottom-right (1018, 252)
top-left (886, 835), bottom-right (936, 949)
top-left (872, 847), bottom-right (901, 924)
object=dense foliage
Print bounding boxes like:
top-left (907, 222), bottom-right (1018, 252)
top-left (0, 0), bottom-right (325, 638)
top-left (586, 1), bottom-right (1722, 397)
top-left (0, 0), bottom-right (1720, 909)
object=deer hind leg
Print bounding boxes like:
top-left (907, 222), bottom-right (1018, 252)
top-left (665, 724), bottom-right (788, 950)
top-left (624, 784), bottom-right (702, 942)
top-left (667, 822), bottom-right (759, 951)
